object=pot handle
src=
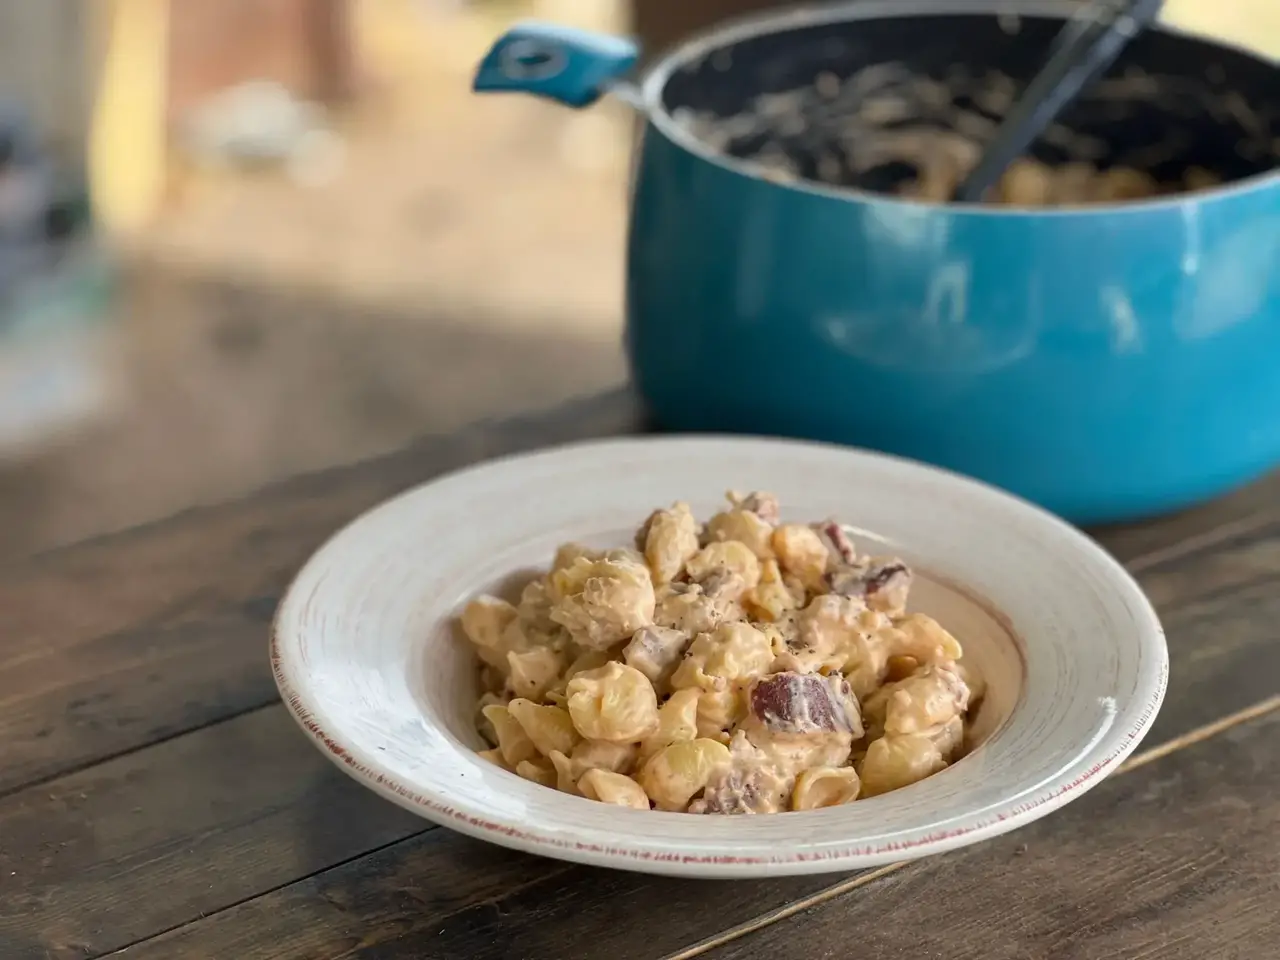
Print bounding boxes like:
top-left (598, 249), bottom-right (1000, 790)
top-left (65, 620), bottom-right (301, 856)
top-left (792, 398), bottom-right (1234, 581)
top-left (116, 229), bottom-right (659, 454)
top-left (472, 20), bottom-right (642, 109)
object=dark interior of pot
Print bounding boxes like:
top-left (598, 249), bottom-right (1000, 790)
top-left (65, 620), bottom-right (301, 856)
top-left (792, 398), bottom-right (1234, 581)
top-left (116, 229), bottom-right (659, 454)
top-left (660, 13), bottom-right (1280, 202)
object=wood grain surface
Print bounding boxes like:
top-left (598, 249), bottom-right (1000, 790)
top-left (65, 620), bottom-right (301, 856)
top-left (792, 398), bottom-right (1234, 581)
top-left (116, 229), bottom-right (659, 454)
top-left (0, 389), bottom-right (643, 796)
top-left (0, 390), bottom-right (1278, 960)
top-left (34, 505), bottom-right (1275, 960)
top-left (698, 708), bottom-right (1280, 960)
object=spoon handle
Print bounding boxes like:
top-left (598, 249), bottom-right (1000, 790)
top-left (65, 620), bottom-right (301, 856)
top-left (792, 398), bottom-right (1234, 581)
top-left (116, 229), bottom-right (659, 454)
top-left (952, 0), bottom-right (1166, 203)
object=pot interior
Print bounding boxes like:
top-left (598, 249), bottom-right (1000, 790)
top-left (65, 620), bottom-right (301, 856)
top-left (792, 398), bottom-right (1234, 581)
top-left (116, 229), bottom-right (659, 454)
top-left (657, 9), bottom-right (1280, 199)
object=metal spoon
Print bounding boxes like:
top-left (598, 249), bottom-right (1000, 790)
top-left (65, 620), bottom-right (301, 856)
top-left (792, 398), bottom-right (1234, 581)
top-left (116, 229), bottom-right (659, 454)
top-left (952, 0), bottom-right (1166, 202)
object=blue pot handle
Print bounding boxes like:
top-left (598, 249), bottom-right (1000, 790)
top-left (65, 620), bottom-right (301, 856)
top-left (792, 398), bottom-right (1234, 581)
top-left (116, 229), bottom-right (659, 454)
top-left (472, 20), bottom-right (641, 109)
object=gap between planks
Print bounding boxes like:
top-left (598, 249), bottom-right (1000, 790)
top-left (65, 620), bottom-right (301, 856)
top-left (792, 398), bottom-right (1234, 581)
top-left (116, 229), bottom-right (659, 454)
top-left (1122, 509), bottom-right (1280, 575)
top-left (88, 691), bottom-right (1280, 960)
top-left (0, 699), bottom-right (283, 804)
top-left (660, 692), bottom-right (1280, 960)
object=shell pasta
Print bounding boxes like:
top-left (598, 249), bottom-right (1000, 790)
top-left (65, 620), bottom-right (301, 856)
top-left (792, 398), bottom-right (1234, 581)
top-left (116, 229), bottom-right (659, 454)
top-left (457, 492), bottom-right (983, 814)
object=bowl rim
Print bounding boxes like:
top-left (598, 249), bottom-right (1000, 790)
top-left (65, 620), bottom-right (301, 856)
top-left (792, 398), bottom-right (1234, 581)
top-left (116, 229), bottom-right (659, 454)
top-left (270, 434), bottom-right (1169, 877)
top-left (640, 0), bottom-right (1280, 218)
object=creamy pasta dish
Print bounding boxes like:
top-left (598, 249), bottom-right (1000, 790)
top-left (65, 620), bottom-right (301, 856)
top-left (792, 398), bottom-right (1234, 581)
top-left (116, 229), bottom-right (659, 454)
top-left (458, 492), bottom-right (984, 814)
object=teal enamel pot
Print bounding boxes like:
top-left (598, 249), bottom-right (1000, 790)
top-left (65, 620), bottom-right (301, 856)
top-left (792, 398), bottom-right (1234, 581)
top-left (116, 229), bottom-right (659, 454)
top-left (473, 1), bottom-right (1280, 524)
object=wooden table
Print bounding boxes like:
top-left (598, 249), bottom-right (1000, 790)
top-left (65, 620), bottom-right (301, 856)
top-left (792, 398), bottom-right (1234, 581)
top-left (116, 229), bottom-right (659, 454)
top-left (4, 388), bottom-right (1280, 960)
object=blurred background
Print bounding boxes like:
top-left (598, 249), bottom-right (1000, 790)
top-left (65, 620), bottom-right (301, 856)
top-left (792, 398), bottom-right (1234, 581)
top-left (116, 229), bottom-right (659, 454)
top-left (0, 0), bottom-right (1276, 561)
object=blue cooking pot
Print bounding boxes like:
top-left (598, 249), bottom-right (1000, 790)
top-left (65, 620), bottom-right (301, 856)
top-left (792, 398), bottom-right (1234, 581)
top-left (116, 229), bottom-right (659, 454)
top-left (473, 1), bottom-right (1280, 524)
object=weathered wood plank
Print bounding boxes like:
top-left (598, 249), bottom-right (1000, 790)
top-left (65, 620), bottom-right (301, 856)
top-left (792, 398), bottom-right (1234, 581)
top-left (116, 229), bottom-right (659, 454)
top-left (0, 707), bottom-right (427, 960)
top-left (14, 516), bottom-right (1271, 960)
top-left (99, 704), bottom-right (1280, 960)
top-left (699, 708), bottom-right (1280, 960)
top-left (1129, 516), bottom-right (1280, 744)
top-left (112, 835), bottom-right (830, 960)
top-left (1096, 473), bottom-right (1280, 571)
top-left (0, 389), bottom-right (645, 794)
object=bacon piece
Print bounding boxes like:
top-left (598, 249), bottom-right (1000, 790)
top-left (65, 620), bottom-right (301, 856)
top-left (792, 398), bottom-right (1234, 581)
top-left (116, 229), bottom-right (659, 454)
top-left (748, 672), bottom-right (863, 736)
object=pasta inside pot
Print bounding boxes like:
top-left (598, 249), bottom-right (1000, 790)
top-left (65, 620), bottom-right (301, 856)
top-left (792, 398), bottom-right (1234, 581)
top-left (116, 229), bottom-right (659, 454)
top-left (661, 12), bottom-right (1280, 205)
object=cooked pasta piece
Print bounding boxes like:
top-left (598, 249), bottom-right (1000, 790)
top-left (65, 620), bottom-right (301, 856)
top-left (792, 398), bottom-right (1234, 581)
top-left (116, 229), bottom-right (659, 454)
top-left (513, 578), bottom-right (557, 637)
top-left (884, 654), bottom-right (920, 683)
top-left (887, 613), bottom-right (965, 663)
top-left (792, 765), bottom-right (862, 810)
top-left (623, 624), bottom-right (690, 689)
top-left (882, 663), bottom-right (970, 735)
top-left (639, 688), bottom-right (701, 761)
top-left (571, 738), bottom-right (639, 777)
top-left (771, 523), bottom-right (831, 590)
top-left (515, 758), bottom-right (557, 788)
top-left (705, 502), bottom-right (775, 560)
top-left (565, 661), bottom-right (660, 742)
top-left (639, 738), bottom-right (732, 811)
top-left (994, 157), bottom-right (1055, 205)
top-left (743, 558), bottom-right (803, 623)
top-left (507, 699), bottom-right (581, 757)
top-left (460, 595), bottom-right (517, 646)
top-left (859, 732), bottom-right (948, 797)
top-left (654, 581), bottom-right (741, 636)
top-left (578, 769), bottom-right (650, 809)
top-left (460, 596), bottom-right (521, 670)
top-left (639, 502), bottom-right (701, 584)
top-left (776, 593), bottom-right (881, 679)
top-left (929, 715), bottom-right (966, 760)
top-left (552, 542), bottom-right (601, 572)
top-left (547, 749), bottom-right (579, 793)
top-left (549, 646), bottom-right (615, 699)
top-left (685, 540), bottom-right (762, 595)
top-left (506, 645), bottom-right (569, 700)
top-left (475, 691), bottom-right (508, 746)
top-left (478, 748), bottom-right (507, 769)
top-left (694, 687), bottom-right (744, 739)
top-left (549, 554), bottom-right (656, 649)
top-left (670, 622), bottom-right (775, 692)
top-left (482, 703), bottom-right (539, 767)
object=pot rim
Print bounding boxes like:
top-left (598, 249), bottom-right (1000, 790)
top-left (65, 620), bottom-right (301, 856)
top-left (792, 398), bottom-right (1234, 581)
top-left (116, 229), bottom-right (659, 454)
top-left (639, 0), bottom-right (1280, 217)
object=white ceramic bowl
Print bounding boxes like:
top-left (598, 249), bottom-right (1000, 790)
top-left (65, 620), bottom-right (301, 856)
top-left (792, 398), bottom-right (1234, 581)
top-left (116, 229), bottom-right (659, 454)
top-left (272, 436), bottom-right (1167, 878)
